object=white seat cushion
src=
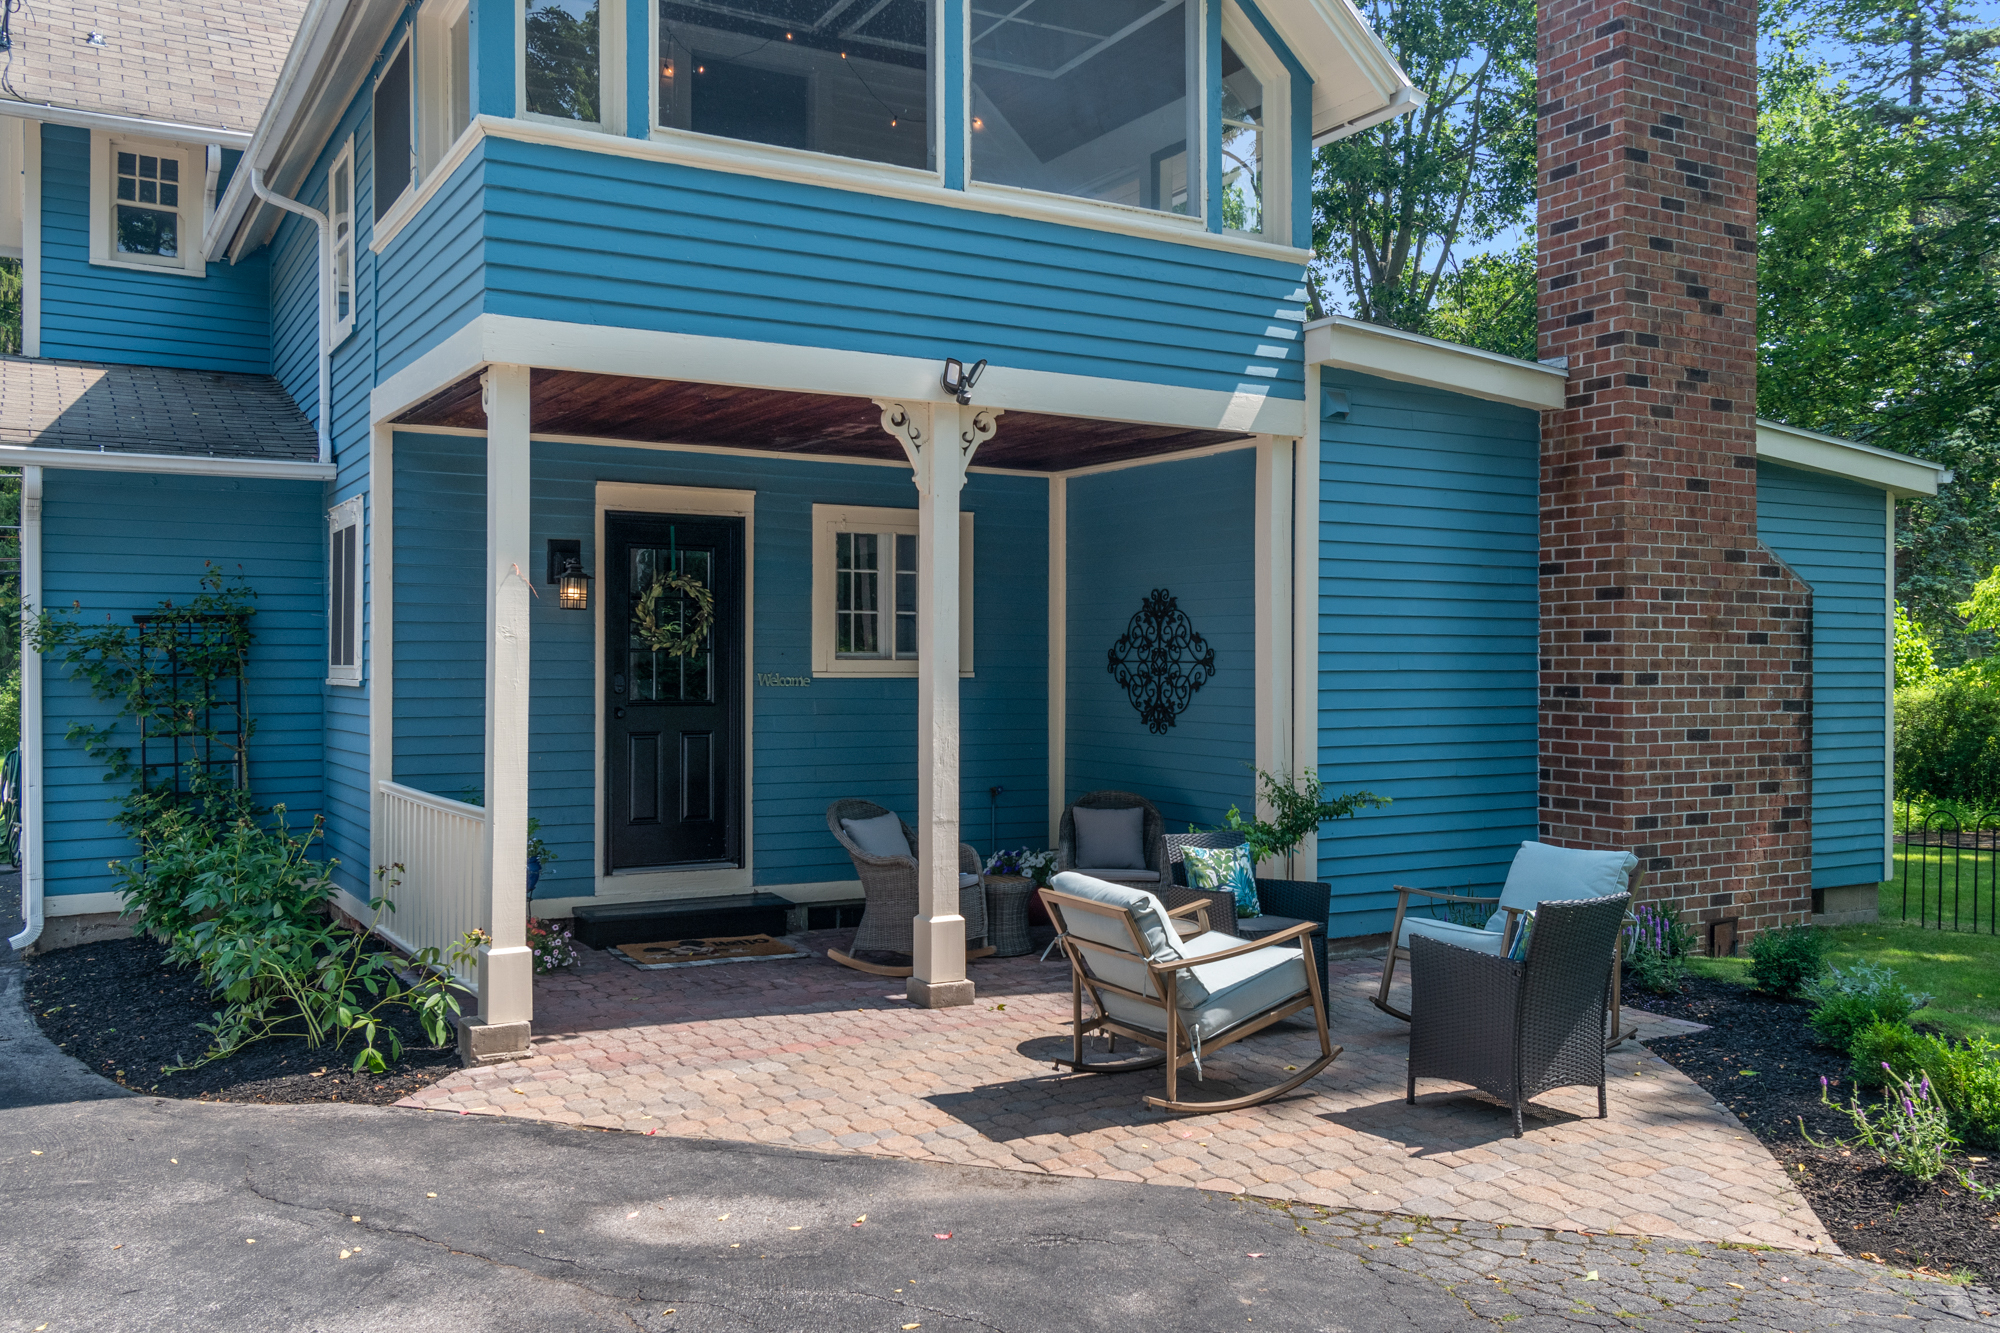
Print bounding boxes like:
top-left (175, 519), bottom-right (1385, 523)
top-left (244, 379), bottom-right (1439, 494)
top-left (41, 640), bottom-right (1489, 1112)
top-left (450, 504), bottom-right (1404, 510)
top-left (1488, 841), bottom-right (1636, 929)
top-left (1398, 916), bottom-right (1504, 954)
top-left (841, 812), bottom-right (911, 858)
top-left (1074, 867), bottom-right (1159, 882)
top-left (1097, 935), bottom-right (1309, 1043)
top-left (959, 872), bottom-right (981, 890)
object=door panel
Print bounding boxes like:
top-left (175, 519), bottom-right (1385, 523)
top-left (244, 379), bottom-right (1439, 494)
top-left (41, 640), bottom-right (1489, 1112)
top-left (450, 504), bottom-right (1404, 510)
top-left (605, 512), bottom-right (744, 871)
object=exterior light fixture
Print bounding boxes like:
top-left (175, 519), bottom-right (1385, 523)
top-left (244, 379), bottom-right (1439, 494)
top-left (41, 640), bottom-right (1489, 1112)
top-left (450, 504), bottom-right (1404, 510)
top-left (547, 538), bottom-right (590, 610)
top-left (940, 357), bottom-right (987, 405)
top-left (557, 558), bottom-right (592, 611)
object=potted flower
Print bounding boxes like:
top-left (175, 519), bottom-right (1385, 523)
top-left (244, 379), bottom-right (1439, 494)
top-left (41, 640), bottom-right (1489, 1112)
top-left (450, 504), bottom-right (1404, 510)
top-left (983, 846), bottom-right (1056, 887)
top-left (526, 817), bottom-right (560, 896)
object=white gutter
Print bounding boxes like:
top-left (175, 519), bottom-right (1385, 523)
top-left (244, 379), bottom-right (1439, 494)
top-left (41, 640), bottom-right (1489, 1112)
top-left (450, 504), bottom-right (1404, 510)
top-left (0, 99), bottom-right (252, 149)
top-left (9, 467), bottom-right (43, 954)
top-left (1314, 87), bottom-right (1424, 147)
top-left (248, 168), bottom-right (334, 466)
top-left (0, 446), bottom-right (336, 481)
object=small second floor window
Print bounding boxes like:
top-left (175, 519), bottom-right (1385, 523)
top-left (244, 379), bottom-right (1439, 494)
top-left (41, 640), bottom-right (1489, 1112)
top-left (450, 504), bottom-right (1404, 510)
top-left (656, 0), bottom-right (933, 171)
top-left (115, 148), bottom-right (184, 261)
top-left (1220, 39), bottom-right (1263, 235)
top-left (329, 139), bottom-right (356, 340)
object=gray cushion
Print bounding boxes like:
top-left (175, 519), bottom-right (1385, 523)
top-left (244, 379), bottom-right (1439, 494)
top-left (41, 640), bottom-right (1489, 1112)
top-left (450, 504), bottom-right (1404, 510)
top-left (1073, 804), bottom-right (1146, 870)
top-left (1398, 915), bottom-right (1503, 954)
top-left (1049, 872), bottom-right (1181, 961)
top-left (959, 872), bottom-right (981, 890)
top-left (1095, 931), bottom-right (1309, 1043)
top-left (1074, 867), bottom-right (1159, 882)
top-left (842, 812), bottom-right (911, 859)
top-left (1490, 842), bottom-right (1636, 930)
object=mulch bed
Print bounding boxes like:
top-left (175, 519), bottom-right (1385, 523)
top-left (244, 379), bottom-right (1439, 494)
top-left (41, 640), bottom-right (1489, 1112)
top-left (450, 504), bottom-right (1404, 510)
top-left (1628, 973), bottom-right (2000, 1284)
top-left (24, 934), bottom-right (459, 1106)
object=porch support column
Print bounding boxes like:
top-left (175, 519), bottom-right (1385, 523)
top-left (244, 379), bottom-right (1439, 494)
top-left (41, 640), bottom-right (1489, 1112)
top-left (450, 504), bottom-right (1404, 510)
top-left (462, 362), bottom-right (535, 1064)
top-left (876, 398), bottom-right (999, 1009)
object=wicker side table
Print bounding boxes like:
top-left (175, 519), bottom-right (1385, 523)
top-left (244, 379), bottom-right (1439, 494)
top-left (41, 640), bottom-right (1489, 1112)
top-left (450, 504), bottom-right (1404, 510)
top-left (984, 875), bottom-right (1038, 956)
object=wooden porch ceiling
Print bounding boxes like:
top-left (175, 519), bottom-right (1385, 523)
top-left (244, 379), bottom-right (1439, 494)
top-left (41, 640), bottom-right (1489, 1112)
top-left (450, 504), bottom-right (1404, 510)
top-left (394, 370), bottom-right (1253, 471)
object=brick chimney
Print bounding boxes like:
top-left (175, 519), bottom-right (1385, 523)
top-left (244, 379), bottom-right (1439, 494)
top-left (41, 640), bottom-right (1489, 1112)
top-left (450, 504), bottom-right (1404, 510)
top-left (1536, 0), bottom-right (1815, 945)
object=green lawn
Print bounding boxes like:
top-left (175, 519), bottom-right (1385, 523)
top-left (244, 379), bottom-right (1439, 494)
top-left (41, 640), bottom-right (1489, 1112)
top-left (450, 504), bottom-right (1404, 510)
top-left (1684, 869), bottom-right (2000, 1042)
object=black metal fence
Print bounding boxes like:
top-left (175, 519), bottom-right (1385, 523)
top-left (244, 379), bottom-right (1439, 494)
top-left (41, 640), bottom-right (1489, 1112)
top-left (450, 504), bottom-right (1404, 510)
top-left (1896, 798), bottom-right (2000, 933)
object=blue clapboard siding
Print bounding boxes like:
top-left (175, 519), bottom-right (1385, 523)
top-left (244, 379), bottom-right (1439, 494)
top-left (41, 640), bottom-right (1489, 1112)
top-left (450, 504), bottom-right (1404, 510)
top-left (390, 433), bottom-right (1050, 894)
top-left (1315, 372), bottom-right (1542, 938)
top-left (36, 124), bottom-right (271, 374)
top-left (38, 470), bottom-right (326, 902)
top-left (1756, 460), bottom-right (1891, 889)
top-left (1065, 450), bottom-right (1257, 831)
top-left (419, 135), bottom-right (1305, 399)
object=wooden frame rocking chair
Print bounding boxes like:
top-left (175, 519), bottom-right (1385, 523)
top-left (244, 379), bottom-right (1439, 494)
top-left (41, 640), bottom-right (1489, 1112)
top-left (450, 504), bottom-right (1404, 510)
top-left (1039, 872), bottom-right (1341, 1114)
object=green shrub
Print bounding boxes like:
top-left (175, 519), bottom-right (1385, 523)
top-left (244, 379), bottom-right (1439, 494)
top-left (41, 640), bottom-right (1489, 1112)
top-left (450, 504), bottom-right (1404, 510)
top-left (1849, 1020), bottom-right (2000, 1150)
top-left (1805, 963), bottom-right (1929, 1052)
top-left (1747, 923), bottom-right (1832, 998)
top-left (1895, 668), bottom-right (2000, 804)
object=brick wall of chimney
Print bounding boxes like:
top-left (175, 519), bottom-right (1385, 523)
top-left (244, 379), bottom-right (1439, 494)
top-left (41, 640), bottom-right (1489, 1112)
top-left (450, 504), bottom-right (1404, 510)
top-left (1537, 0), bottom-right (1815, 946)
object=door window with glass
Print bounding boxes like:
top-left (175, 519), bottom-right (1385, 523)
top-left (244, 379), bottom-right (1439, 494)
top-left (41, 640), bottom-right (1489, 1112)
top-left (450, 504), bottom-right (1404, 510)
top-left (657, 0), bottom-right (933, 169)
top-left (970, 0), bottom-right (1198, 214)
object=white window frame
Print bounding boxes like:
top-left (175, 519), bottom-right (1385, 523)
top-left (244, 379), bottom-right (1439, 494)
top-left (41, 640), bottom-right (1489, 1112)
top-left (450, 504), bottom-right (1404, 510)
top-left (812, 504), bottom-right (972, 678)
top-left (89, 132), bottom-right (206, 277)
top-left (328, 137), bottom-right (357, 344)
top-left (519, 0), bottom-right (626, 134)
top-left (1218, 4), bottom-right (1291, 247)
top-left (417, 0), bottom-right (475, 178)
top-left (374, 30), bottom-right (419, 225)
top-left (328, 496), bottom-right (365, 686)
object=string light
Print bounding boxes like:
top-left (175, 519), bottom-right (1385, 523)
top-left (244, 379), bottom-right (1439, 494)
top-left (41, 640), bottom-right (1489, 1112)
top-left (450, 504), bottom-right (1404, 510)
top-left (972, 116), bottom-right (984, 130)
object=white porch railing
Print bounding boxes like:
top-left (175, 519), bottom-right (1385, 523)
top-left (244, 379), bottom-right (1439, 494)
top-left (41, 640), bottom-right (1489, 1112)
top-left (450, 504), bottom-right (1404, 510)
top-left (376, 780), bottom-right (486, 987)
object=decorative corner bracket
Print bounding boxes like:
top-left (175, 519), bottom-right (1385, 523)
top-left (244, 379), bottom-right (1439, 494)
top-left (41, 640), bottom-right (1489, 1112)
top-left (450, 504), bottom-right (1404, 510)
top-left (874, 399), bottom-right (928, 471)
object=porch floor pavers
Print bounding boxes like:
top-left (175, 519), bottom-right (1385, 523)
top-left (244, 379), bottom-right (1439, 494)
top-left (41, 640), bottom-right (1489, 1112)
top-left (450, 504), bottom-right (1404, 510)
top-left (400, 929), bottom-right (1831, 1251)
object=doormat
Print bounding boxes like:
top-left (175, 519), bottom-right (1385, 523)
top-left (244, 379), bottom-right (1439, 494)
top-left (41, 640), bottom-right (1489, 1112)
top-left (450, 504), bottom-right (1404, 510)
top-left (613, 934), bottom-right (812, 970)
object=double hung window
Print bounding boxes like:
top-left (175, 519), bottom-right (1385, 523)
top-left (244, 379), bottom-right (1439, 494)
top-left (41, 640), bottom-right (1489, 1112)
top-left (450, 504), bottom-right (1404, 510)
top-left (328, 498), bottom-right (365, 686)
top-left (812, 505), bottom-right (973, 677)
top-left (328, 139), bottom-right (356, 341)
top-left (525, 0), bottom-right (607, 125)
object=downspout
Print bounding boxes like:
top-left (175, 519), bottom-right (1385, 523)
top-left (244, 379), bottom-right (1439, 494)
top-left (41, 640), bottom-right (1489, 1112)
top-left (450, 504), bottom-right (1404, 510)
top-left (9, 466), bottom-right (43, 953)
top-left (249, 168), bottom-right (333, 466)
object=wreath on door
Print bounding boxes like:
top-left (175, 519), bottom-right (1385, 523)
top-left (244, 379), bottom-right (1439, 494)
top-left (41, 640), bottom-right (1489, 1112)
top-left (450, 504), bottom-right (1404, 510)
top-left (631, 569), bottom-right (715, 659)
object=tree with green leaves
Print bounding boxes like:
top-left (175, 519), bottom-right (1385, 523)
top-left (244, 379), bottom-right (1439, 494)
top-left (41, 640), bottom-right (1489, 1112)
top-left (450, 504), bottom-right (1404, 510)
top-left (1308, 0), bottom-right (1537, 341)
top-left (1422, 237), bottom-right (1536, 361)
top-left (1757, 0), bottom-right (2000, 664)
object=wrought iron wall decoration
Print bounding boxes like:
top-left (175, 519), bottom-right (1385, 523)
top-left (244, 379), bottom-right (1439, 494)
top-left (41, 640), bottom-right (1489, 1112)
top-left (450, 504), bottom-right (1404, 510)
top-left (1106, 588), bottom-right (1216, 734)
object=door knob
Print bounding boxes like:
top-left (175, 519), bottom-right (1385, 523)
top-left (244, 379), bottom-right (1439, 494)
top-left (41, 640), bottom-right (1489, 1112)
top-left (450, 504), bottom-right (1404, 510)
top-left (614, 707), bottom-right (626, 719)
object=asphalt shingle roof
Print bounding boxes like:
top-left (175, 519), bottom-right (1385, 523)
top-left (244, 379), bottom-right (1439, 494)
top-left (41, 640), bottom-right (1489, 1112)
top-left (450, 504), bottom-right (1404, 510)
top-left (0, 1), bottom-right (308, 135)
top-left (0, 355), bottom-right (319, 461)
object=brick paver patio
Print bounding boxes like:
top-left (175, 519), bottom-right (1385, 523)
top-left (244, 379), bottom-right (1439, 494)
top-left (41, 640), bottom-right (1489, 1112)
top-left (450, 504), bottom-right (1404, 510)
top-left (401, 930), bottom-right (1830, 1251)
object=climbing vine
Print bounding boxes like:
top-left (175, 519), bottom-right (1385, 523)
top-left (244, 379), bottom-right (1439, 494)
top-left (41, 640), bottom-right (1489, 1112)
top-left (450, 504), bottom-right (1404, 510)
top-left (29, 563), bottom-right (260, 837)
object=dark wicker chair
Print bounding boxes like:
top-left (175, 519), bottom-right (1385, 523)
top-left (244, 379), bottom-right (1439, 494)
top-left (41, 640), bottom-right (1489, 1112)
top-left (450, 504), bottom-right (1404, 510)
top-left (1056, 791), bottom-right (1165, 885)
top-left (1406, 892), bottom-right (1631, 1138)
top-left (1161, 830), bottom-right (1331, 994)
top-left (826, 799), bottom-right (987, 977)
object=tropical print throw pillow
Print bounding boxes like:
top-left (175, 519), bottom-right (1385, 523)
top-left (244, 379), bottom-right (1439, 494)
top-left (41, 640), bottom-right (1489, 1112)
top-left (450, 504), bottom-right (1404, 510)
top-left (1182, 844), bottom-right (1260, 919)
top-left (1507, 911), bottom-right (1536, 961)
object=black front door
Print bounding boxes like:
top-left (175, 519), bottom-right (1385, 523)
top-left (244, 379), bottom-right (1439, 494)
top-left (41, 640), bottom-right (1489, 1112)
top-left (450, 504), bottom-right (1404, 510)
top-left (605, 512), bottom-right (744, 871)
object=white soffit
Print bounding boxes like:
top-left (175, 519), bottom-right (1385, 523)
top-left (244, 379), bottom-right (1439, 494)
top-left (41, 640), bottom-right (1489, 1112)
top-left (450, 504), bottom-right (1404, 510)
top-left (1260, 0), bottom-right (1423, 143)
top-left (1755, 419), bottom-right (1947, 499)
top-left (1304, 316), bottom-right (1567, 412)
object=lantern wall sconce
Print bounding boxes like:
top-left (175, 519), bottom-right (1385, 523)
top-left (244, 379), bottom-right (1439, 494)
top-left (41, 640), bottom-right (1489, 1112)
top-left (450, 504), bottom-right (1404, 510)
top-left (546, 538), bottom-right (591, 611)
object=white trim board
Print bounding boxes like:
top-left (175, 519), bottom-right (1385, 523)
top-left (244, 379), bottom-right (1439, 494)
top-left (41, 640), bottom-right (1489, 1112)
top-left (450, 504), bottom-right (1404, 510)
top-left (43, 891), bottom-right (126, 917)
top-left (529, 878), bottom-right (865, 918)
top-left (1305, 315), bottom-right (1568, 412)
top-left (0, 446), bottom-right (336, 481)
top-left (371, 313), bottom-right (1309, 440)
top-left (20, 119), bottom-right (39, 358)
top-left (1884, 490), bottom-right (1896, 882)
top-left (1046, 473), bottom-right (1066, 848)
top-left (1756, 419), bottom-right (1948, 499)
top-left (594, 481), bottom-right (758, 901)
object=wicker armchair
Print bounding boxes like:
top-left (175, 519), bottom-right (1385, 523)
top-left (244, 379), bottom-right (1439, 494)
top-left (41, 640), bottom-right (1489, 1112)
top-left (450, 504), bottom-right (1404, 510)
top-left (1056, 791), bottom-right (1165, 885)
top-left (1406, 892), bottom-right (1630, 1138)
top-left (1161, 830), bottom-right (1331, 994)
top-left (826, 799), bottom-right (988, 977)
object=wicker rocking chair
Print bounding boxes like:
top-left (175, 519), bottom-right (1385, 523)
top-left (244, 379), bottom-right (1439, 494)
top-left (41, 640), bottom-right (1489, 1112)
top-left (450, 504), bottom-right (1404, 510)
top-left (826, 799), bottom-right (991, 978)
